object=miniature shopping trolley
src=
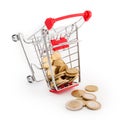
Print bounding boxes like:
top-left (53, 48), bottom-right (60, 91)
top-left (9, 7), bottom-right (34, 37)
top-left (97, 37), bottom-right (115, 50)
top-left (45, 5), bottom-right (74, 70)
top-left (12, 10), bottom-right (92, 93)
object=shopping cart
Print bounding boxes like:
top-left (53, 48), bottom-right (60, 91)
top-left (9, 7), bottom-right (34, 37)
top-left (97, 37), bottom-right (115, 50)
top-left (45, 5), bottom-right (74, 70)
top-left (12, 10), bottom-right (92, 93)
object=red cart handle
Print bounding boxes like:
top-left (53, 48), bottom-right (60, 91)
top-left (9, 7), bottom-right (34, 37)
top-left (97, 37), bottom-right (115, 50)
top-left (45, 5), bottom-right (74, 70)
top-left (45, 10), bottom-right (92, 30)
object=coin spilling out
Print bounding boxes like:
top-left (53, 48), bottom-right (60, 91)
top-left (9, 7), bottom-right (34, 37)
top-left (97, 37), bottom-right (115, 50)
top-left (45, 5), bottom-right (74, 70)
top-left (85, 85), bottom-right (98, 92)
top-left (86, 101), bottom-right (101, 110)
top-left (65, 85), bottom-right (101, 111)
top-left (65, 100), bottom-right (84, 111)
top-left (76, 99), bottom-right (86, 106)
top-left (71, 90), bottom-right (85, 97)
top-left (82, 93), bottom-right (96, 101)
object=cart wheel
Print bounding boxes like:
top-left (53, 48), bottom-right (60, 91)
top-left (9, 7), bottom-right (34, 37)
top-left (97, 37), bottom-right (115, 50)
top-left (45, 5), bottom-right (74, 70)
top-left (27, 75), bottom-right (34, 83)
top-left (12, 34), bottom-right (19, 42)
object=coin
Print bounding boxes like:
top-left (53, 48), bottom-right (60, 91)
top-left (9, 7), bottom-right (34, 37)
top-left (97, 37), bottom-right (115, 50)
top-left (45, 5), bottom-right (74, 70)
top-left (59, 64), bottom-right (68, 72)
top-left (65, 73), bottom-right (78, 77)
top-left (66, 68), bottom-right (79, 75)
top-left (57, 79), bottom-right (69, 87)
top-left (65, 99), bottom-right (84, 111)
top-left (51, 51), bottom-right (61, 60)
top-left (82, 93), bottom-right (96, 100)
top-left (85, 85), bottom-right (98, 92)
top-left (68, 76), bottom-right (78, 83)
top-left (75, 98), bottom-right (86, 106)
top-left (71, 90), bottom-right (85, 97)
top-left (86, 101), bottom-right (101, 110)
top-left (53, 59), bottom-right (64, 66)
top-left (55, 71), bottom-right (66, 79)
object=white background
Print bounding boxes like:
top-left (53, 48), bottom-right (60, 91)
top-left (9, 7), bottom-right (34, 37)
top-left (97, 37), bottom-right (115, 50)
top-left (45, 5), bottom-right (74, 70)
top-left (0, 0), bottom-right (120, 120)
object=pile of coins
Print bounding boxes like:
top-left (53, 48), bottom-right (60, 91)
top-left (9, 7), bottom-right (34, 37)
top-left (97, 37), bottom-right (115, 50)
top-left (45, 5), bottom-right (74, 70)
top-left (42, 51), bottom-right (79, 89)
top-left (65, 85), bottom-right (101, 111)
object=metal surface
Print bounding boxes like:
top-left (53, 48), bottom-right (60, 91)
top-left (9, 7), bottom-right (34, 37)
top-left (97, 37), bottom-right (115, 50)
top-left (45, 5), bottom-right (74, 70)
top-left (42, 29), bottom-right (58, 90)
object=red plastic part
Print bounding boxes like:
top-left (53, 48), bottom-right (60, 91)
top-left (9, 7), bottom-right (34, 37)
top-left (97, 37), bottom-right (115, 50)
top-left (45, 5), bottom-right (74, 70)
top-left (51, 37), bottom-right (67, 46)
top-left (83, 11), bottom-right (92, 21)
top-left (45, 10), bottom-right (92, 30)
top-left (49, 83), bottom-right (79, 93)
top-left (45, 18), bottom-right (55, 30)
top-left (53, 45), bottom-right (69, 51)
top-left (51, 37), bottom-right (69, 51)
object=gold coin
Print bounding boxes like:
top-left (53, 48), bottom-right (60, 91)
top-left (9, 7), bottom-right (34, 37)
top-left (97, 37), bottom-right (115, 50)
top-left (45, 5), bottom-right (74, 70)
top-left (55, 71), bottom-right (66, 79)
top-left (53, 59), bottom-right (64, 66)
top-left (55, 78), bottom-right (65, 85)
top-left (65, 73), bottom-right (78, 77)
top-left (66, 68), bottom-right (79, 75)
top-left (50, 78), bottom-right (69, 88)
top-left (71, 90), bottom-right (85, 97)
top-left (46, 66), bottom-right (56, 76)
top-left (75, 98), bottom-right (86, 106)
top-left (65, 99), bottom-right (84, 111)
top-left (82, 93), bottom-right (96, 101)
top-left (51, 51), bottom-right (61, 60)
top-left (68, 76), bottom-right (78, 83)
top-left (85, 85), bottom-right (98, 92)
top-left (42, 56), bottom-right (53, 69)
top-left (59, 64), bottom-right (68, 72)
top-left (42, 56), bottom-right (51, 63)
top-left (86, 101), bottom-right (101, 110)
top-left (57, 79), bottom-right (69, 87)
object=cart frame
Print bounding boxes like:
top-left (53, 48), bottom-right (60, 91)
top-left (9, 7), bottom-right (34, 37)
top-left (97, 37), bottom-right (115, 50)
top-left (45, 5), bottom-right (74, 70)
top-left (12, 10), bottom-right (92, 93)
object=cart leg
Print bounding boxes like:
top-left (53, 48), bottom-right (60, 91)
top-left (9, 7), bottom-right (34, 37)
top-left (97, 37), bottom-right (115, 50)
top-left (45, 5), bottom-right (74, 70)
top-left (12, 34), bottom-right (19, 42)
top-left (27, 75), bottom-right (35, 83)
top-left (12, 33), bottom-right (36, 83)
